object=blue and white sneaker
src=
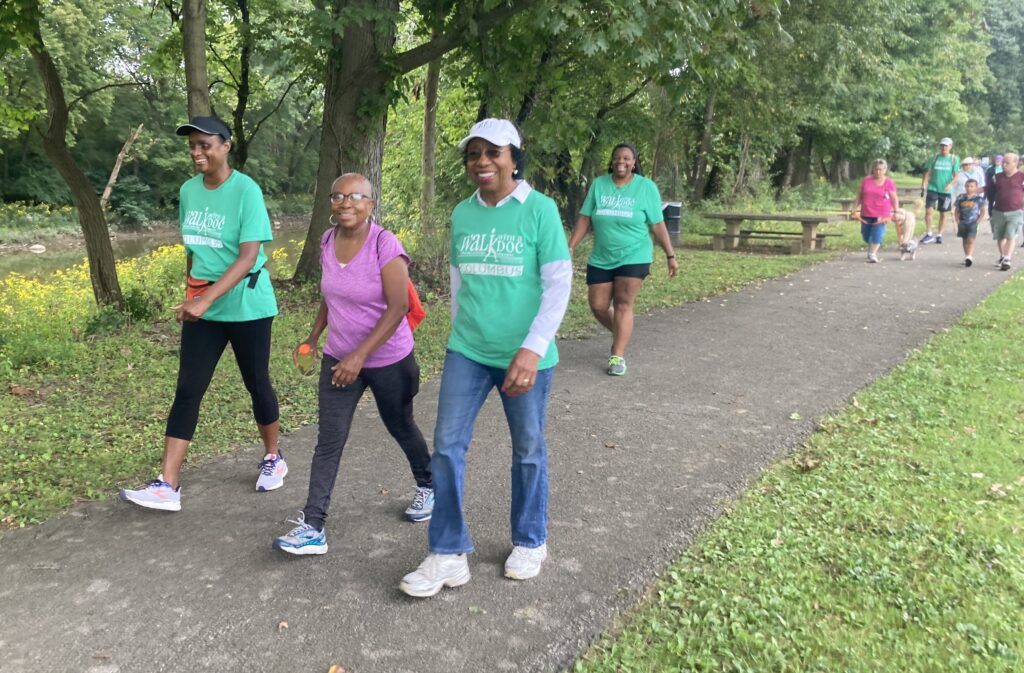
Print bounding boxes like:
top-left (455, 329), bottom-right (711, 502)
top-left (404, 486), bottom-right (434, 522)
top-left (256, 453), bottom-right (287, 492)
top-left (120, 479), bottom-right (181, 512)
top-left (272, 512), bottom-right (327, 555)
top-left (919, 233), bottom-right (934, 244)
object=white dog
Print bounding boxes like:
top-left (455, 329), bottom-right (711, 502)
top-left (891, 207), bottom-right (918, 261)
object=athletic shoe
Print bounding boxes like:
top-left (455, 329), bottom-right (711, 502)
top-left (404, 486), bottom-right (434, 522)
top-left (963, 257), bottom-right (973, 267)
top-left (273, 512), bottom-right (327, 555)
top-left (256, 453), bottom-right (288, 492)
top-left (919, 233), bottom-right (934, 244)
top-left (120, 479), bottom-right (181, 512)
top-left (867, 253), bottom-right (879, 263)
top-left (504, 543), bottom-right (548, 580)
top-left (399, 553), bottom-right (471, 597)
top-left (607, 355), bottom-right (627, 376)
top-left (935, 235), bottom-right (943, 244)
top-left (1001, 259), bottom-right (1011, 271)
top-left (996, 256), bottom-right (1006, 268)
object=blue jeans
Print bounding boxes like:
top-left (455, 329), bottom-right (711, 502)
top-left (428, 350), bottom-right (554, 554)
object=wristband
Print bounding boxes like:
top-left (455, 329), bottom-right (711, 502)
top-left (666, 255), bottom-right (675, 259)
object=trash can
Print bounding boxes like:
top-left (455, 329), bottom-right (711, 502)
top-left (662, 202), bottom-right (682, 244)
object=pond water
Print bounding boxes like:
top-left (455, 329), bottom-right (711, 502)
top-left (0, 219), bottom-right (311, 280)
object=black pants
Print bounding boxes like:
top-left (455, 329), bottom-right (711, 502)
top-left (303, 350), bottom-right (432, 530)
top-left (166, 317), bottom-right (280, 440)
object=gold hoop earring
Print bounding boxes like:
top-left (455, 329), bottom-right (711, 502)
top-left (329, 214), bottom-right (338, 227)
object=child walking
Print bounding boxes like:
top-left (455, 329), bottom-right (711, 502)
top-left (954, 179), bottom-right (986, 267)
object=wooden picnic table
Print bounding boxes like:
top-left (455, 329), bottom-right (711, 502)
top-left (703, 212), bottom-right (848, 252)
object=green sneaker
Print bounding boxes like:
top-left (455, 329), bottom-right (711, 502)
top-left (607, 355), bottom-right (627, 376)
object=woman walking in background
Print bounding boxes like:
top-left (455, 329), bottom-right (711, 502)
top-left (851, 158), bottom-right (899, 263)
top-left (568, 143), bottom-right (678, 376)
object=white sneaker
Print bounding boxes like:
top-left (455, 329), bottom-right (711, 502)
top-left (867, 253), bottom-right (879, 263)
top-left (256, 453), bottom-right (287, 492)
top-left (399, 553), bottom-right (471, 597)
top-left (504, 543), bottom-right (547, 580)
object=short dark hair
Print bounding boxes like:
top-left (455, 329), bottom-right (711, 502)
top-left (965, 178), bottom-right (978, 186)
top-left (607, 143), bottom-right (643, 176)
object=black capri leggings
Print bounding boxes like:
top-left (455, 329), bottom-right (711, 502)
top-left (166, 316), bottom-right (279, 441)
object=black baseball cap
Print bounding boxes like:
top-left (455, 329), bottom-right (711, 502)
top-left (175, 116), bottom-right (231, 141)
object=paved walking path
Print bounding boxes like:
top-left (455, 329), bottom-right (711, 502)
top-left (1, 241), bottom-right (1017, 673)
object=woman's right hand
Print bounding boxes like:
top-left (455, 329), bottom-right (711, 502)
top-left (292, 339), bottom-right (319, 367)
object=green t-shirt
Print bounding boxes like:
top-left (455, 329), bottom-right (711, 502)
top-left (179, 171), bottom-right (278, 322)
top-left (580, 173), bottom-right (663, 268)
top-left (926, 153), bottom-right (961, 195)
top-left (448, 188), bottom-right (569, 369)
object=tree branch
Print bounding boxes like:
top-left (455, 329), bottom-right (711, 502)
top-left (393, 0), bottom-right (537, 74)
top-left (68, 82), bottom-right (142, 112)
top-left (249, 69), bottom-right (308, 142)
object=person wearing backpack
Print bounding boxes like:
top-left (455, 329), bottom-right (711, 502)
top-left (919, 137), bottom-right (961, 244)
top-left (271, 173), bottom-right (433, 555)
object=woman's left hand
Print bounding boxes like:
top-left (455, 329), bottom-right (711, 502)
top-left (331, 351), bottom-right (366, 388)
top-left (667, 257), bottom-right (679, 278)
top-left (501, 348), bottom-right (541, 397)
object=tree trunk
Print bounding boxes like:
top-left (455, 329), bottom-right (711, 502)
top-left (419, 54), bottom-right (440, 233)
top-left (793, 133), bottom-right (813, 186)
top-left (230, 0), bottom-right (252, 170)
top-left (182, 0), bottom-right (212, 117)
top-left (731, 135), bottom-right (750, 198)
top-left (30, 34), bottom-right (123, 309)
top-left (292, 0), bottom-right (397, 282)
top-left (100, 124), bottom-right (144, 209)
top-left (292, 0), bottom-right (535, 281)
top-left (689, 93), bottom-right (716, 203)
top-left (780, 147), bottom-right (796, 190)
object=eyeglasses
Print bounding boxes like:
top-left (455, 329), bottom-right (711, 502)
top-left (465, 147), bottom-right (510, 162)
top-left (329, 192), bottom-right (373, 204)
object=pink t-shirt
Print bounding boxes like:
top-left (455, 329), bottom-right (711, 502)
top-left (320, 221), bottom-right (413, 367)
top-left (859, 177), bottom-right (897, 219)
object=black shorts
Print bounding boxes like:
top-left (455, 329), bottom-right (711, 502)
top-left (586, 263), bottom-right (650, 285)
top-left (925, 190), bottom-right (952, 213)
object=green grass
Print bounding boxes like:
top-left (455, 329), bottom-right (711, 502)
top-left (571, 275), bottom-right (1024, 673)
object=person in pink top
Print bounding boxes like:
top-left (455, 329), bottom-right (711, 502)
top-left (272, 173), bottom-right (433, 556)
top-left (851, 158), bottom-right (900, 263)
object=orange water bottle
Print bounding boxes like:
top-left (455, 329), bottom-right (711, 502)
top-left (295, 343), bottom-right (317, 376)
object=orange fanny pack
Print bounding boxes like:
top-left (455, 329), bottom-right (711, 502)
top-left (185, 269), bottom-right (261, 301)
top-left (186, 275), bottom-right (214, 301)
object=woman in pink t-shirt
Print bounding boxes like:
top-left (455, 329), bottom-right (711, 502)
top-left (272, 172), bottom-right (433, 556)
top-left (852, 158), bottom-right (900, 263)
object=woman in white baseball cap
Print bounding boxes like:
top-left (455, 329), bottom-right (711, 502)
top-left (400, 118), bottom-right (572, 597)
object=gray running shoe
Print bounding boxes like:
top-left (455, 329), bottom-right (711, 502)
top-left (404, 486), bottom-right (434, 522)
top-left (273, 512), bottom-right (327, 555)
top-left (607, 355), bottom-right (627, 376)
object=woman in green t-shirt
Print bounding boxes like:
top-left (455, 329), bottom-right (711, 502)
top-left (120, 116), bottom-right (283, 512)
top-left (569, 143), bottom-right (678, 376)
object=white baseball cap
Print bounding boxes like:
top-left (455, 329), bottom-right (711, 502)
top-left (940, 137), bottom-right (953, 146)
top-left (458, 118), bottom-right (522, 150)
top-left (962, 156), bottom-right (975, 164)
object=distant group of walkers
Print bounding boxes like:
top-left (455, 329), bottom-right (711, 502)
top-left (852, 137), bottom-right (1024, 269)
top-left (119, 114), bottom-right (677, 597)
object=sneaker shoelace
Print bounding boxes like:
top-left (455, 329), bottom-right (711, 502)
top-left (410, 488), bottom-right (429, 509)
top-left (259, 456), bottom-right (280, 476)
top-left (283, 511), bottom-right (313, 537)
